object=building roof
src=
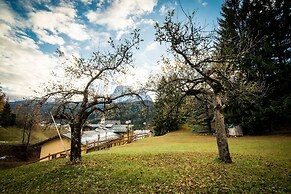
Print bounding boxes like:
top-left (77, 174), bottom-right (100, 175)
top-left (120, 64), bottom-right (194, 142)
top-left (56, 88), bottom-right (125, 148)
top-left (85, 123), bottom-right (133, 133)
top-left (63, 131), bottom-right (122, 145)
top-left (37, 130), bottom-right (122, 146)
top-left (103, 120), bottom-right (121, 125)
top-left (36, 134), bottom-right (71, 145)
top-left (110, 125), bottom-right (129, 133)
top-left (85, 124), bottom-right (100, 128)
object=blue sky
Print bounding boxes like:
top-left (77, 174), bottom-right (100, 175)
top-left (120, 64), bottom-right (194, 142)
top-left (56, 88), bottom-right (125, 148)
top-left (0, 0), bottom-right (223, 101)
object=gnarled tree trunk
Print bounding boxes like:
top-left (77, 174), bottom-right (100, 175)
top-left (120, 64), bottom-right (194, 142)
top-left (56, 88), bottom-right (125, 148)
top-left (214, 93), bottom-right (232, 163)
top-left (70, 120), bottom-right (82, 163)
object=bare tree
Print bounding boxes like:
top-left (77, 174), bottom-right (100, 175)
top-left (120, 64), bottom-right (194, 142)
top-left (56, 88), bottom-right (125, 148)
top-left (155, 11), bottom-right (265, 163)
top-left (15, 100), bottom-right (42, 147)
top-left (13, 99), bottom-right (42, 160)
top-left (41, 30), bottom-right (142, 164)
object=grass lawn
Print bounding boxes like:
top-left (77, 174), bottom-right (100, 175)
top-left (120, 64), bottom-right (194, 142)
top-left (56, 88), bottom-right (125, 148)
top-left (0, 126), bottom-right (68, 145)
top-left (0, 126), bottom-right (290, 193)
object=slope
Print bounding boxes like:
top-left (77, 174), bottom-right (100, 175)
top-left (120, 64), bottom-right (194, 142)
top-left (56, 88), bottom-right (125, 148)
top-left (0, 127), bottom-right (290, 193)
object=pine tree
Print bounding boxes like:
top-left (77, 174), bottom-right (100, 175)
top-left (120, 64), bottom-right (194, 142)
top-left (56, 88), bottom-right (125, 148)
top-left (1, 101), bottom-right (15, 127)
top-left (153, 75), bottom-right (184, 136)
top-left (218, 0), bottom-right (291, 133)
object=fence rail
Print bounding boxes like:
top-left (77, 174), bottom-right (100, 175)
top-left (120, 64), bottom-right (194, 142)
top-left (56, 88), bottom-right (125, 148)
top-left (35, 133), bottom-right (151, 163)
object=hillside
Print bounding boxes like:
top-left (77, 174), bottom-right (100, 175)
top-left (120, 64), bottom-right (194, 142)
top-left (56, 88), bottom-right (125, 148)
top-left (0, 126), bottom-right (68, 145)
top-left (0, 127), bottom-right (290, 193)
top-left (0, 126), bottom-right (69, 169)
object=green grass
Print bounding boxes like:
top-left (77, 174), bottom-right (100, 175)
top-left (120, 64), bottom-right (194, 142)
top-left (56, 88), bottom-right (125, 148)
top-left (0, 126), bottom-right (68, 144)
top-left (0, 126), bottom-right (290, 193)
top-left (0, 127), bottom-right (23, 144)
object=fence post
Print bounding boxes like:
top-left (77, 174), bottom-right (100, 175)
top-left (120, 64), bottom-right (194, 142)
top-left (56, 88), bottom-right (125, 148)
top-left (85, 141), bottom-right (88, 153)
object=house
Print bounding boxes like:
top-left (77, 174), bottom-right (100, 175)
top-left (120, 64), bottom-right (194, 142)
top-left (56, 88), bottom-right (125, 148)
top-left (134, 130), bottom-right (152, 140)
top-left (83, 120), bottom-right (122, 130)
top-left (38, 117), bottom-right (150, 162)
top-left (38, 134), bottom-right (71, 161)
top-left (134, 130), bottom-right (152, 135)
top-left (38, 130), bottom-right (122, 161)
top-left (103, 120), bottom-right (121, 125)
top-left (99, 117), bottom-right (121, 126)
top-left (84, 120), bottom-right (134, 139)
top-left (82, 124), bottom-right (97, 131)
top-left (227, 125), bottom-right (243, 137)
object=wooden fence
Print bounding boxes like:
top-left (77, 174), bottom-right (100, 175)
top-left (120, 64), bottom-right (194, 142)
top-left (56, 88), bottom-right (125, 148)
top-left (35, 133), bottom-right (151, 163)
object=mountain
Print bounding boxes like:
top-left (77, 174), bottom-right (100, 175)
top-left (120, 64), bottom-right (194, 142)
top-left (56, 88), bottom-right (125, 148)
top-left (9, 86), bottom-right (154, 126)
top-left (111, 85), bottom-right (152, 103)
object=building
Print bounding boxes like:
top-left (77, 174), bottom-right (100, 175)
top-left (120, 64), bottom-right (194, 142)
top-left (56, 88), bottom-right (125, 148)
top-left (84, 120), bottom-right (134, 139)
top-left (227, 125), bottom-right (243, 137)
top-left (38, 130), bottom-right (122, 161)
top-left (37, 119), bottom-right (152, 162)
top-left (39, 134), bottom-right (71, 161)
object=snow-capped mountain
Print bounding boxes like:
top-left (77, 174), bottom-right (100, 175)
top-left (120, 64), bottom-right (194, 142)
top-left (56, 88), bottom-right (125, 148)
top-left (111, 85), bottom-right (152, 103)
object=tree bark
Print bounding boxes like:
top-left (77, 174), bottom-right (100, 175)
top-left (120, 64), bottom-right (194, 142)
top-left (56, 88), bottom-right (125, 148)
top-left (214, 94), bottom-right (232, 163)
top-left (205, 100), bottom-right (212, 133)
top-left (70, 121), bottom-right (82, 164)
top-left (26, 123), bottom-right (32, 147)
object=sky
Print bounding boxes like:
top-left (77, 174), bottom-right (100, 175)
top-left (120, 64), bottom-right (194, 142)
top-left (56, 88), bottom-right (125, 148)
top-left (0, 0), bottom-right (223, 101)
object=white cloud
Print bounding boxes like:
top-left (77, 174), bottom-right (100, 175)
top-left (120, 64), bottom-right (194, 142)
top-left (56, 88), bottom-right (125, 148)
top-left (0, 27), bottom-right (57, 100)
top-left (80, 0), bottom-right (93, 5)
top-left (59, 43), bottom-right (80, 58)
top-left (17, 34), bottom-right (40, 50)
top-left (34, 28), bottom-right (65, 45)
top-left (198, 0), bottom-right (208, 7)
top-left (87, 30), bottom-right (111, 49)
top-left (0, 0), bottom-right (159, 100)
top-left (0, 0), bottom-right (27, 31)
top-left (0, 22), bottom-right (11, 37)
top-left (115, 47), bottom-right (163, 90)
top-left (116, 30), bottom-right (129, 40)
top-left (0, 2), bottom-right (57, 100)
top-left (116, 65), bottom-right (150, 89)
top-left (140, 19), bottom-right (156, 26)
top-left (96, 0), bottom-right (104, 7)
top-left (0, 0), bottom-right (15, 24)
top-left (159, 3), bottom-right (174, 16)
top-left (58, 30), bottom-right (111, 57)
top-left (28, 2), bottom-right (90, 45)
top-left (86, 0), bottom-right (158, 30)
top-left (159, 4), bottom-right (167, 15)
top-left (145, 41), bottom-right (159, 52)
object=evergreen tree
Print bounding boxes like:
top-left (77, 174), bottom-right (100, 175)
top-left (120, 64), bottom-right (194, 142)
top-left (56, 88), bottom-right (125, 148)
top-left (182, 94), bottom-right (214, 133)
top-left (1, 100), bottom-right (16, 127)
top-left (153, 74), bottom-right (184, 136)
top-left (218, 0), bottom-right (291, 133)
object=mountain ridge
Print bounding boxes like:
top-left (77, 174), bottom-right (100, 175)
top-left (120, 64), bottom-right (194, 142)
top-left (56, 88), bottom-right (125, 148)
top-left (111, 85), bottom-right (152, 103)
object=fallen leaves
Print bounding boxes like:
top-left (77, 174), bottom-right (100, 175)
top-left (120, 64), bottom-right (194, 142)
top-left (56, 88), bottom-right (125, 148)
top-left (0, 136), bottom-right (290, 193)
